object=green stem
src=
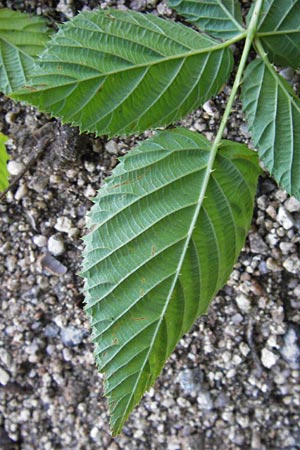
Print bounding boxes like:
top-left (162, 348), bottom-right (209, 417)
top-left (208, 0), bottom-right (264, 162)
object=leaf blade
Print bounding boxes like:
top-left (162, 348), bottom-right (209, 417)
top-left (0, 132), bottom-right (9, 191)
top-left (82, 128), bottom-right (260, 434)
top-left (255, 0), bottom-right (300, 68)
top-left (168, 0), bottom-right (244, 39)
top-left (13, 9), bottom-right (233, 137)
top-left (242, 58), bottom-right (300, 198)
top-left (0, 8), bottom-right (52, 94)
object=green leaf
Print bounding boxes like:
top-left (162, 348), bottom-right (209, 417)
top-left (0, 132), bottom-right (9, 191)
top-left (168, 0), bottom-right (244, 39)
top-left (254, 0), bottom-right (300, 68)
top-left (0, 8), bottom-right (52, 94)
top-left (13, 9), bottom-right (233, 137)
top-left (82, 128), bottom-right (260, 434)
top-left (242, 58), bottom-right (300, 199)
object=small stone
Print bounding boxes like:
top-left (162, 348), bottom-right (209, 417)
top-left (0, 367), bottom-right (10, 385)
top-left (48, 234), bottom-right (65, 256)
top-left (279, 242), bottom-right (294, 254)
top-left (0, 348), bottom-right (12, 367)
top-left (105, 140), bottom-right (118, 155)
top-left (261, 348), bottom-right (279, 368)
top-left (249, 232), bottom-right (268, 254)
top-left (283, 255), bottom-right (300, 274)
top-left (279, 67), bottom-right (295, 82)
top-left (178, 368), bottom-right (204, 395)
top-left (197, 391), bottom-right (213, 410)
top-left (7, 160), bottom-right (25, 176)
top-left (14, 184), bottom-right (28, 200)
top-left (54, 216), bottom-right (72, 233)
top-left (277, 206), bottom-right (295, 230)
top-left (60, 326), bottom-right (86, 347)
top-left (44, 323), bottom-right (60, 338)
top-left (90, 426), bottom-right (101, 442)
top-left (84, 185), bottom-right (96, 198)
top-left (280, 326), bottom-right (300, 368)
top-left (266, 257), bottom-right (282, 272)
top-left (33, 235), bottom-right (47, 248)
top-left (40, 253), bottom-right (67, 275)
top-left (285, 196), bottom-right (300, 212)
top-left (235, 294), bottom-right (251, 312)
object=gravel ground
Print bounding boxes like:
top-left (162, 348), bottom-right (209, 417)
top-left (0, 1), bottom-right (300, 449)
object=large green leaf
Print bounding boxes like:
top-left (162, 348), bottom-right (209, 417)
top-left (254, 0), bottom-right (300, 68)
top-left (82, 128), bottom-right (260, 434)
top-left (0, 8), bottom-right (52, 94)
top-left (0, 132), bottom-right (9, 191)
top-left (168, 0), bottom-right (244, 39)
top-left (242, 58), bottom-right (300, 199)
top-left (13, 9), bottom-right (233, 137)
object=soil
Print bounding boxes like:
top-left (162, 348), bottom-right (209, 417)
top-left (0, 1), bottom-right (300, 449)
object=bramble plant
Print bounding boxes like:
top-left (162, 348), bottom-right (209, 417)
top-left (0, 0), bottom-right (300, 435)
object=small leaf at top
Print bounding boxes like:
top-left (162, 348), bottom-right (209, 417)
top-left (254, 0), bottom-right (300, 68)
top-left (0, 132), bottom-right (9, 191)
top-left (12, 9), bottom-right (233, 137)
top-left (242, 58), bottom-right (300, 199)
top-left (82, 128), bottom-right (260, 434)
top-left (0, 8), bottom-right (53, 94)
top-left (169, 0), bottom-right (244, 39)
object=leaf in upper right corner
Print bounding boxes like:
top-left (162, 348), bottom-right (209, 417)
top-left (253, 0), bottom-right (300, 69)
top-left (0, 132), bottom-right (9, 191)
top-left (0, 8), bottom-right (53, 95)
top-left (242, 58), bottom-right (300, 199)
top-left (168, 0), bottom-right (244, 39)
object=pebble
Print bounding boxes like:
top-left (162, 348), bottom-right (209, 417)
top-left (48, 234), bottom-right (65, 256)
top-left (14, 183), bottom-right (28, 200)
top-left (197, 391), bottom-right (213, 410)
top-left (105, 140), bottom-right (119, 155)
top-left (60, 326), bottom-right (86, 347)
top-left (178, 368), bottom-right (204, 395)
top-left (33, 235), bottom-right (48, 248)
top-left (84, 185), bottom-right (96, 198)
top-left (284, 196), bottom-right (300, 212)
top-left (266, 257), bottom-right (281, 272)
top-left (0, 367), bottom-right (10, 385)
top-left (40, 253), bottom-right (67, 275)
top-left (283, 255), bottom-right (300, 274)
top-left (277, 206), bottom-right (295, 230)
top-left (7, 160), bottom-right (25, 176)
top-left (54, 216), bottom-right (73, 233)
top-left (235, 294), bottom-right (251, 312)
top-left (44, 323), bottom-right (60, 338)
top-left (280, 326), bottom-right (300, 368)
top-left (261, 348), bottom-right (279, 369)
top-left (249, 232), bottom-right (269, 254)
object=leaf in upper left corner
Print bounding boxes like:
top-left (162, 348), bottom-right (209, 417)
top-left (0, 132), bottom-right (9, 191)
top-left (0, 8), bottom-right (53, 94)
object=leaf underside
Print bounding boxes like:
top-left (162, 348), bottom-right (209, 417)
top-left (168, 0), bottom-right (244, 39)
top-left (0, 132), bottom-right (9, 191)
top-left (82, 128), bottom-right (260, 434)
top-left (255, 0), bottom-right (300, 68)
top-left (242, 58), bottom-right (300, 199)
top-left (12, 9), bottom-right (233, 137)
top-left (0, 8), bottom-right (52, 94)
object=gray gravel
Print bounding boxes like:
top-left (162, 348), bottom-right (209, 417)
top-left (1, 1), bottom-right (300, 449)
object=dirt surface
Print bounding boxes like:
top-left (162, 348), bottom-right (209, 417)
top-left (0, 1), bottom-right (300, 449)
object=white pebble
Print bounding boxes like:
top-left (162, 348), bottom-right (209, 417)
top-left (33, 235), bottom-right (47, 247)
top-left (105, 140), bottom-right (118, 155)
top-left (261, 348), bottom-right (279, 368)
top-left (7, 160), bottom-right (25, 176)
top-left (284, 196), bottom-right (300, 212)
top-left (14, 183), bottom-right (28, 200)
top-left (277, 206), bottom-right (294, 230)
top-left (84, 185), bottom-right (96, 198)
top-left (54, 216), bottom-right (72, 233)
top-left (48, 234), bottom-right (65, 256)
top-left (0, 367), bottom-right (10, 385)
top-left (283, 255), bottom-right (300, 274)
top-left (235, 294), bottom-right (251, 312)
